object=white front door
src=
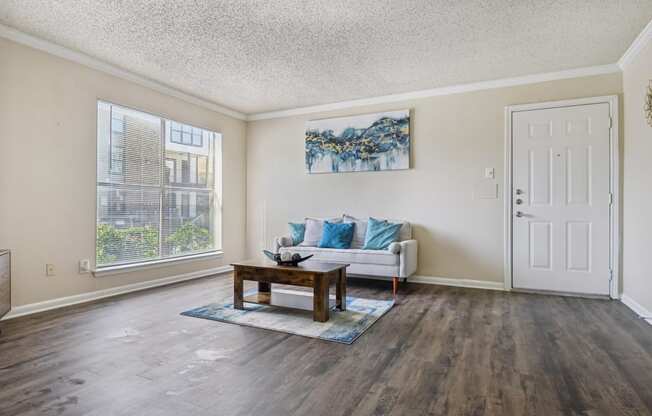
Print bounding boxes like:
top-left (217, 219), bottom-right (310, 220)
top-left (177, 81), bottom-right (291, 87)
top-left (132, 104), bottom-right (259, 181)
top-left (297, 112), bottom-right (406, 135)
top-left (512, 103), bottom-right (612, 295)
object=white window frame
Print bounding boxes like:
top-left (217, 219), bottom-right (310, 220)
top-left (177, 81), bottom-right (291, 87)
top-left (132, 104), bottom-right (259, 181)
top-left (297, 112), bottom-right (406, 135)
top-left (94, 100), bottom-right (223, 275)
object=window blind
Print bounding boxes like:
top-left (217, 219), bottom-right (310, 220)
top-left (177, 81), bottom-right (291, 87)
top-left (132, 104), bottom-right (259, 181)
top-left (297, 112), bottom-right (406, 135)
top-left (96, 101), bottom-right (221, 267)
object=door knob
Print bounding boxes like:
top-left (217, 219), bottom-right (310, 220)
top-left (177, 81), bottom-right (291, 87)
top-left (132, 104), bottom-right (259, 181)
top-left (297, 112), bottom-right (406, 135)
top-left (515, 211), bottom-right (524, 217)
top-left (516, 189), bottom-right (524, 195)
top-left (515, 199), bottom-right (523, 205)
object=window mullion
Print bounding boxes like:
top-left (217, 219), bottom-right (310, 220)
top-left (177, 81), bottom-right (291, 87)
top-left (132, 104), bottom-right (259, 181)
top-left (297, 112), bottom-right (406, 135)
top-left (158, 118), bottom-right (165, 259)
top-left (109, 105), bottom-right (113, 173)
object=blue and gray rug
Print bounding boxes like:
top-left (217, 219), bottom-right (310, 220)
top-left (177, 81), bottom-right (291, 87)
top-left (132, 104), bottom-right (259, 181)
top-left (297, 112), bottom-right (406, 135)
top-left (181, 290), bottom-right (394, 344)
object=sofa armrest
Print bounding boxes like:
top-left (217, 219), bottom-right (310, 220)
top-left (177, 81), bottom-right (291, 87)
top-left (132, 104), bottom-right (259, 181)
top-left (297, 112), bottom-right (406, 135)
top-left (387, 242), bottom-right (401, 254)
top-left (274, 236), bottom-right (294, 252)
top-left (398, 239), bottom-right (418, 278)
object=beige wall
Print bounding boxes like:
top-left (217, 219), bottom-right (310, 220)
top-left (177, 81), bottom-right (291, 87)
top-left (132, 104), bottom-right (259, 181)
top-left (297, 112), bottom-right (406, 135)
top-left (0, 38), bottom-right (247, 307)
top-left (0, 34), bottom-right (631, 307)
top-left (246, 73), bottom-right (622, 283)
top-left (622, 38), bottom-right (652, 313)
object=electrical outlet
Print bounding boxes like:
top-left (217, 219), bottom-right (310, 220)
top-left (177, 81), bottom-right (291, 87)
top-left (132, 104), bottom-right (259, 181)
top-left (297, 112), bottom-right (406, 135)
top-left (79, 259), bottom-right (91, 274)
top-left (46, 263), bottom-right (56, 276)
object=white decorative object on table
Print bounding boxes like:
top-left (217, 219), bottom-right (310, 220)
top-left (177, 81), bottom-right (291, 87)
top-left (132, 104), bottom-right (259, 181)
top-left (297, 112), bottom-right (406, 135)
top-left (280, 251), bottom-right (292, 262)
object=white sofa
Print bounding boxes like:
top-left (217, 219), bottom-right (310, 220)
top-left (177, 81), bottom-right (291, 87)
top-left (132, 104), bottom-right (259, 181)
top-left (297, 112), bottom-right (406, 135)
top-left (274, 216), bottom-right (417, 295)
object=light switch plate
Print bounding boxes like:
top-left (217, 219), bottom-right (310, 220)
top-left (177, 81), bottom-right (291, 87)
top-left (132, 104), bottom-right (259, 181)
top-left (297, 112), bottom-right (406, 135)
top-left (46, 263), bottom-right (56, 276)
top-left (484, 168), bottom-right (495, 179)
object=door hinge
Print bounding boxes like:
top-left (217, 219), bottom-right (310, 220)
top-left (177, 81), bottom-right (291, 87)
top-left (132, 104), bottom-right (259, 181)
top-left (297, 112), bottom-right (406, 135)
top-left (608, 192), bottom-right (613, 206)
top-left (608, 116), bottom-right (613, 129)
top-left (609, 269), bottom-right (614, 282)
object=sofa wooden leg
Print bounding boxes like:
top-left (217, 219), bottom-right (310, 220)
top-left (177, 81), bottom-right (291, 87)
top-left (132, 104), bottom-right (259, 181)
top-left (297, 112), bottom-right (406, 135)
top-left (392, 276), bottom-right (399, 298)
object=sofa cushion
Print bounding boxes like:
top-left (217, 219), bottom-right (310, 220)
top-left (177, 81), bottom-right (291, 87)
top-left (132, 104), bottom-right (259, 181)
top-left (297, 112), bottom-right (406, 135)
top-left (280, 246), bottom-right (399, 266)
top-left (342, 215), bottom-right (367, 249)
top-left (395, 220), bottom-right (412, 242)
top-left (343, 215), bottom-right (412, 243)
top-left (363, 217), bottom-right (402, 250)
top-left (300, 217), bottom-right (341, 247)
top-left (288, 222), bottom-right (305, 245)
top-left (319, 221), bottom-right (354, 249)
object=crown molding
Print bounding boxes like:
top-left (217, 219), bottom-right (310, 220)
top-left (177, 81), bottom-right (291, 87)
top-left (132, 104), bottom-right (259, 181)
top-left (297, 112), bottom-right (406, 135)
top-left (0, 23), bottom-right (247, 121)
top-left (618, 18), bottom-right (652, 69)
top-left (1, 21), bottom-right (639, 123)
top-left (247, 64), bottom-right (621, 121)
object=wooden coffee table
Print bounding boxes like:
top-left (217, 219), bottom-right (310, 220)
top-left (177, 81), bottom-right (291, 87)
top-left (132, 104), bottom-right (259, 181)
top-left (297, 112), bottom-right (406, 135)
top-left (230, 260), bottom-right (348, 322)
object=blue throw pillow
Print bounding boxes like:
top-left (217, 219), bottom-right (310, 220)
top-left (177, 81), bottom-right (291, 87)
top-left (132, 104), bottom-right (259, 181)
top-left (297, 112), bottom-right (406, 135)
top-left (319, 221), bottom-right (355, 249)
top-left (362, 217), bottom-right (402, 250)
top-left (288, 222), bottom-right (305, 246)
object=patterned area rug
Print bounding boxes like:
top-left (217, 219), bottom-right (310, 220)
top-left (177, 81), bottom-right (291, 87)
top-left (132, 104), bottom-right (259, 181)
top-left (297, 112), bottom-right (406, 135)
top-left (181, 290), bottom-right (394, 344)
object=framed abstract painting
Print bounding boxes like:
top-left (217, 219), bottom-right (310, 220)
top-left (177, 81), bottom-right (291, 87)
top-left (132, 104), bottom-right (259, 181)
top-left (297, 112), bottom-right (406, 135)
top-left (305, 110), bottom-right (410, 173)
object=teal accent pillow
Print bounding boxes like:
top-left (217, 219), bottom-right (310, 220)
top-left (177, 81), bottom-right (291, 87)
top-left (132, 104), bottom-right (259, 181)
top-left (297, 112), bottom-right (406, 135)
top-left (319, 221), bottom-right (355, 249)
top-left (362, 217), bottom-right (402, 250)
top-left (288, 222), bottom-right (305, 246)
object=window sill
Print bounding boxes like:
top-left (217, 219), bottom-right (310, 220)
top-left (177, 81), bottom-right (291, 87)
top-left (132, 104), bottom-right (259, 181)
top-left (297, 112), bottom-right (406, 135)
top-left (93, 250), bottom-right (224, 277)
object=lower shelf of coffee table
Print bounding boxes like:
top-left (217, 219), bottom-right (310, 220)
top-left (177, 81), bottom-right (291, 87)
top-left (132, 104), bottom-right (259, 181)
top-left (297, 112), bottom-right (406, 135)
top-left (243, 288), bottom-right (337, 312)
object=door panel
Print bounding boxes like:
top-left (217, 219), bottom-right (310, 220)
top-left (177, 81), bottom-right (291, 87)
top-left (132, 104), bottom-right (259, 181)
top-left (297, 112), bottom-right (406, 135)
top-left (529, 149), bottom-right (553, 206)
top-left (529, 222), bottom-right (552, 269)
top-left (566, 146), bottom-right (591, 205)
top-left (566, 222), bottom-right (591, 272)
top-left (512, 103), bottom-right (610, 295)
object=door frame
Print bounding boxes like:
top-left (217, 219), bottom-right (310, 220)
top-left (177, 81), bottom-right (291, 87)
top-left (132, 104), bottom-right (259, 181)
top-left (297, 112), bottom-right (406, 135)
top-left (503, 95), bottom-right (620, 299)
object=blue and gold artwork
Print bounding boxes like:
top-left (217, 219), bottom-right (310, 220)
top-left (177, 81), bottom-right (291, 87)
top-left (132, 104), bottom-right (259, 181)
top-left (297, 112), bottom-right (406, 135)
top-left (305, 110), bottom-right (410, 173)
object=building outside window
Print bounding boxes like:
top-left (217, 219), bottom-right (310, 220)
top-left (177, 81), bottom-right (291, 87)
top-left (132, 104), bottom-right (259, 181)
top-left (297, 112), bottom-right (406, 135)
top-left (170, 121), bottom-right (203, 146)
top-left (110, 112), bottom-right (125, 174)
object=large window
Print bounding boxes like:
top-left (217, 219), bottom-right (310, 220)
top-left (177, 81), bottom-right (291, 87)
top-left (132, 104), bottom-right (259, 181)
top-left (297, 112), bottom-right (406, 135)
top-left (96, 101), bottom-right (222, 268)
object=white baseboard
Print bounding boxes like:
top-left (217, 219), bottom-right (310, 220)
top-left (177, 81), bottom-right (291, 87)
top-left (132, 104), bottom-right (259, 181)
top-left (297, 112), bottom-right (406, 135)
top-left (348, 274), bottom-right (390, 281)
top-left (1, 265), bottom-right (233, 321)
top-left (327, 273), bottom-right (505, 291)
top-left (408, 275), bottom-right (505, 291)
top-left (621, 294), bottom-right (652, 326)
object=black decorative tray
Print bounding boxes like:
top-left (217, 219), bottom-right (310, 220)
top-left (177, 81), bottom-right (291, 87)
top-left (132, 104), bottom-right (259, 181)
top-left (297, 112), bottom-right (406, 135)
top-left (263, 250), bottom-right (313, 267)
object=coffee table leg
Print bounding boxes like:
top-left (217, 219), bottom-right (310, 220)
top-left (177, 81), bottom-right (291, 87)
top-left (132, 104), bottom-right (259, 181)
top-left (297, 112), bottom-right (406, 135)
top-left (233, 268), bottom-right (244, 310)
top-left (313, 276), bottom-right (329, 322)
top-left (336, 269), bottom-right (347, 311)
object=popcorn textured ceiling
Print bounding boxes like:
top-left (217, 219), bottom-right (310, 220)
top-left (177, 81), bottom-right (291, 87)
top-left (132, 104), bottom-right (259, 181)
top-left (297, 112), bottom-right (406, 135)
top-left (1, 1), bottom-right (651, 115)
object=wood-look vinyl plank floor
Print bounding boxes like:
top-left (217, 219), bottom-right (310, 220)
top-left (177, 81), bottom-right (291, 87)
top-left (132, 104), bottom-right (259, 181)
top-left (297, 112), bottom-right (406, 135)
top-left (1, 274), bottom-right (651, 416)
